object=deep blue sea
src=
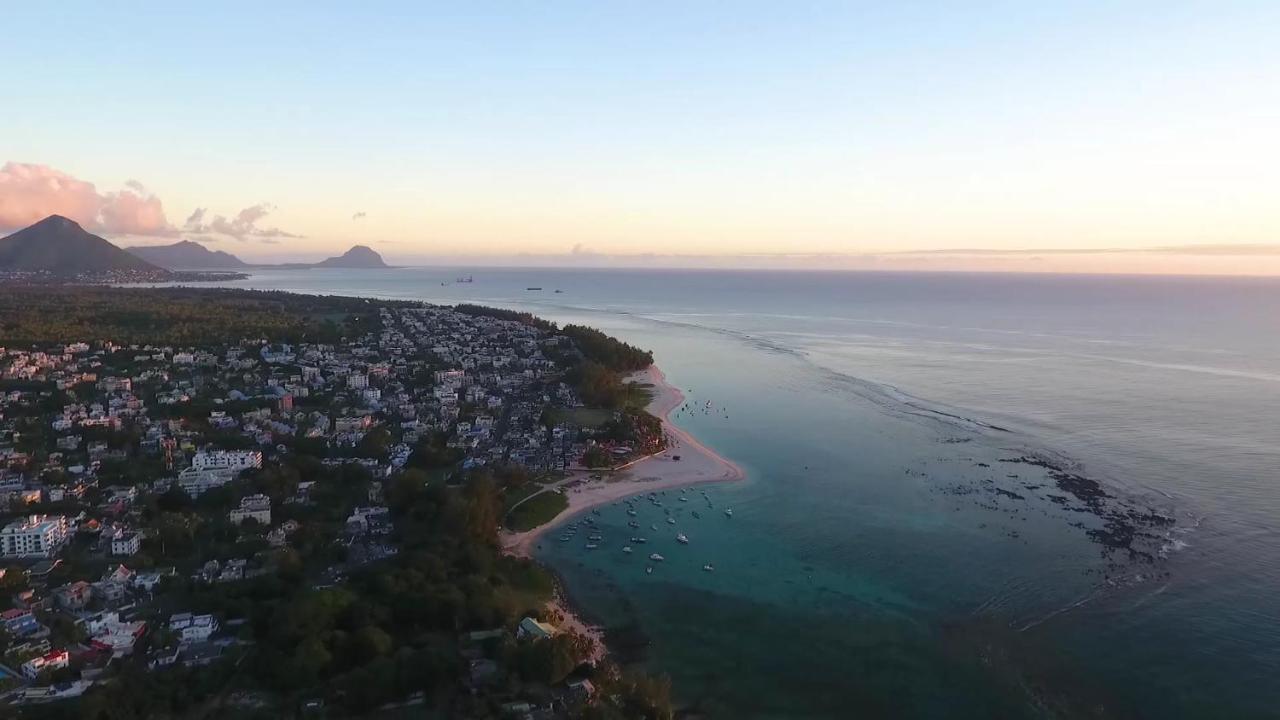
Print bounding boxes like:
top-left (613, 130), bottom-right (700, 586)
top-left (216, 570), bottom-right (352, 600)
top-left (173, 268), bottom-right (1280, 718)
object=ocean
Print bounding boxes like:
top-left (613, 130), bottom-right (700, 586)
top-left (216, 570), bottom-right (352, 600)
top-left (177, 268), bottom-right (1280, 718)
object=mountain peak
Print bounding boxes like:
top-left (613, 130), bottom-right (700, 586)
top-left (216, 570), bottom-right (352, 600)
top-left (33, 214), bottom-right (83, 229)
top-left (316, 244), bottom-right (388, 268)
top-left (125, 239), bottom-right (248, 269)
top-left (0, 215), bottom-right (163, 274)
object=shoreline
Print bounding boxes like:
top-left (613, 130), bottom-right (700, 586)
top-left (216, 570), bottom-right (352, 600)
top-left (503, 364), bottom-right (745, 558)
top-left (501, 363), bottom-right (745, 659)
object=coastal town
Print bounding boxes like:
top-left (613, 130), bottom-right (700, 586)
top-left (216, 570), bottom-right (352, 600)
top-left (0, 288), bottom-right (676, 718)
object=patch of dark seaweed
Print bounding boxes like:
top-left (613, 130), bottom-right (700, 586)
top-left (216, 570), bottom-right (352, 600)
top-left (992, 455), bottom-right (1174, 564)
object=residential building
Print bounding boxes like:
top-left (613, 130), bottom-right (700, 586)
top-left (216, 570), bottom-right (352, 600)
top-left (176, 466), bottom-right (236, 497)
top-left (110, 530), bottom-right (141, 556)
top-left (0, 515), bottom-right (70, 558)
top-left (22, 649), bottom-right (69, 678)
top-left (54, 581), bottom-right (93, 610)
top-left (517, 617), bottom-right (558, 641)
top-left (228, 494), bottom-right (271, 525)
top-left (169, 613), bottom-right (218, 643)
top-left (190, 450), bottom-right (262, 472)
top-left (1, 608), bottom-right (41, 638)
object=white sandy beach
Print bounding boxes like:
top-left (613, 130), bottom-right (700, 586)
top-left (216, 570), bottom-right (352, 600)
top-left (501, 364), bottom-right (743, 660)
top-left (503, 364), bottom-right (744, 559)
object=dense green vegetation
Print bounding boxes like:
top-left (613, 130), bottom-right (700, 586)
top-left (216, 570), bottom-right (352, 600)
top-left (453, 304), bottom-right (557, 332)
top-left (544, 407), bottom-right (616, 430)
top-left (0, 286), bottom-right (395, 346)
top-left (559, 325), bottom-right (652, 372)
top-left (569, 363), bottom-right (654, 410)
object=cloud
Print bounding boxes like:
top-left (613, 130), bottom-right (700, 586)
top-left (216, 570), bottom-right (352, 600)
top-left (1145, 243), bottom-right (1280, 256)
top-left (352, 211), bottom-right (367, 221)
top-left (0, 162), bottom-right (176, 236)
top-left (183, 202), bottom-right (302, 242)
top-left (893, 244), bottom-right (1280, 257)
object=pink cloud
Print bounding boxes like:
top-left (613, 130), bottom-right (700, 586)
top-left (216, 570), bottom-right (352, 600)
top-left (0, 162), bottom-right (175, 236)
top-left (184, 202), bottom-right (302, 241)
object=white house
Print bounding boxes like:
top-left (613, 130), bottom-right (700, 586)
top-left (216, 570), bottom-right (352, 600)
top-left (190, 450), bottom-right (262, 472)
top-left (169, 613), bottom-right (219, 643)
top-left (110, 530), bottom-right (141, 556)
top-left (1, 515), bottom-right (70, 558)
top-left (22, 649), bottom-right (70, 678)
top-left (176, 466), bottom-right (237, 497)
top-left (228, 494), bottom-right (271, 525)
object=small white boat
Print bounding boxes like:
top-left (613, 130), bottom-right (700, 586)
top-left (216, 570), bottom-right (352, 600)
top-left (626, 509), bottom-right (637, 517)
top-left (679, 497), bottom-right (688, 502)
top-left (585, 543), bottom-right (599, 550)
top-left (631, 536), bottom-right (648, 544)
top-left (724, 508), bottom-right (734, 517)
top-left (676, 533), bottom-right (689, 544)
top-left (589, 534), bottom-right (603, 541)
top-left (703, 563), bottom-right (714, 572)
top-left (649, 553), bottom-right (665, 562)
top-left (651, 524), bottom-right (659, 530)
top-left (646, 566), bottom-right (654, 575)
top-left (622, 546), bottom-right (633, 554)
top-left (666, 517), bottom-right (677, 525)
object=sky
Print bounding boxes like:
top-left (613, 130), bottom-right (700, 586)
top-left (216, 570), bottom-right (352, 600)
top-left (2, 1), bottom-right (1279, 273)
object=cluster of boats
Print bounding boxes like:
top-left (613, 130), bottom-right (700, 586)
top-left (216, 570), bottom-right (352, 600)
top-left (558, 487), bottom-right (731, 576)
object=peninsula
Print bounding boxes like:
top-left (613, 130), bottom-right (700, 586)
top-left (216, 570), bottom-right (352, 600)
top-left (0, 285), bottom-right (678, 717)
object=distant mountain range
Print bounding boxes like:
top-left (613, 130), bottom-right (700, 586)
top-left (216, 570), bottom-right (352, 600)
top-left (126, 240), bottom-right (250, 269)
top-left (127, 240), bottom-right (389, 270)
top-left (0, 215), bottom-right (163, 274)
top-left (0, 215), bottom-right (391, 275)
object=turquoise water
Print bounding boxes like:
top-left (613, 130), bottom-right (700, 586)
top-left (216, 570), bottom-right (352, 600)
top-left (167, 269), bottom-right (1280, 718)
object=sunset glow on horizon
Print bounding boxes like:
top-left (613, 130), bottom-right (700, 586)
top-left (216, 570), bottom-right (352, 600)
top-left (3, 2), bottom-right (1278, 274)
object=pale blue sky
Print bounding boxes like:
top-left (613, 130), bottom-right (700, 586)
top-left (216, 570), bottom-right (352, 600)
top-left (3, 2), bottom-right (1279, 272)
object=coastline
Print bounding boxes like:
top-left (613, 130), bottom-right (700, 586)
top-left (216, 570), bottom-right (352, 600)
top-left (501, 363), bottom-right (745, 659)
top-left (503, 364), bottom-right (745, 558)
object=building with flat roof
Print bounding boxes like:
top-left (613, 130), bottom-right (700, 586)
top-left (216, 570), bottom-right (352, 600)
top-left (190, 450), bottom-right (262, 472)
top-left (229, 494), bottom-right (272, 525)
top-left (1, 515), bottom-right (70, 558)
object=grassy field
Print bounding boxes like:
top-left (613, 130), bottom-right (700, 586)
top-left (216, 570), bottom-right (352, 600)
top-left (503, 482), bottom-right (543, 512)
top-left (505, 490), bottom-right (569, 532)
